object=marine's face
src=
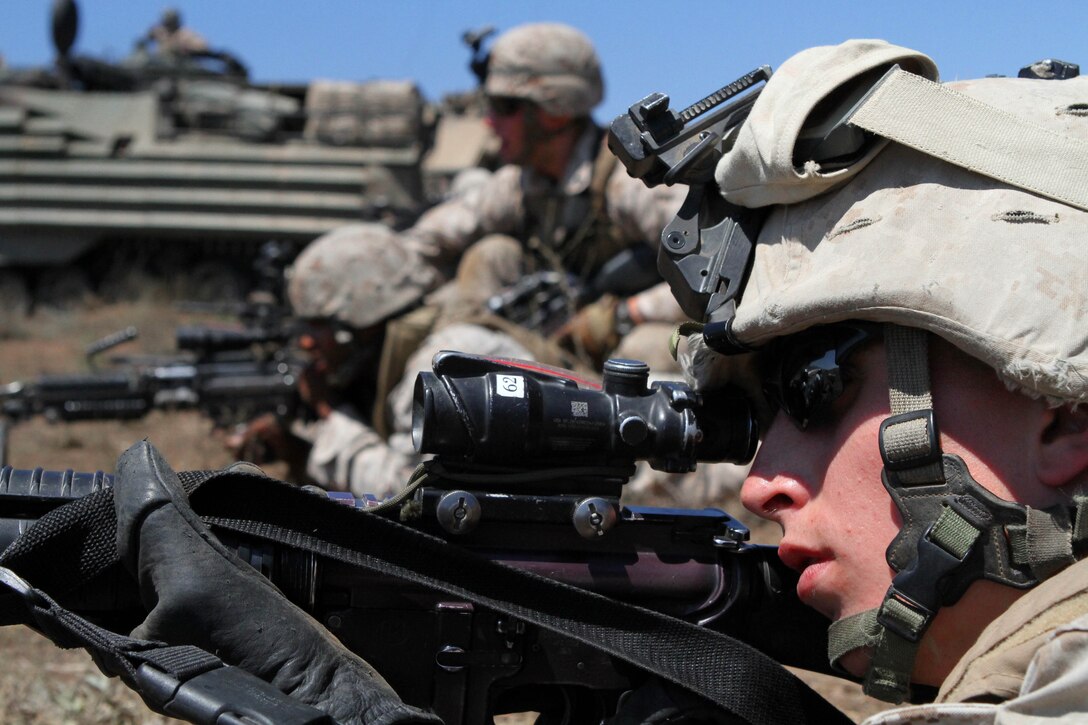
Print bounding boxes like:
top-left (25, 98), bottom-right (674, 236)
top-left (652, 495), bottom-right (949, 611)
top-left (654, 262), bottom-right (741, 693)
top-left (297, 320), bottom-right (349, 377)
top-left (742, 338), bottom-right (899, 647)
top-left (741, 330), bottom-right (1042, 682)
top-left (485, 96), bottom-right (530, 165)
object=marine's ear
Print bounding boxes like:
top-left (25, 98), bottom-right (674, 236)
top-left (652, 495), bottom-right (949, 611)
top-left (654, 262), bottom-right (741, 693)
top-left (1036, 404), bottom-right (1088, 489)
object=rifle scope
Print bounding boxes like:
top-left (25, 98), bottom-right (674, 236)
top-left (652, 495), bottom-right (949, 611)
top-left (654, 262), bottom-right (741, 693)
top-left (413, 352), bottom-right (757, 473)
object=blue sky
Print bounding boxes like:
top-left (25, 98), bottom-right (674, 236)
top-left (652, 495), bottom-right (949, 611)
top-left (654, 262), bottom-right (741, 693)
top-left (2, 1), bottom-right (1085, 123)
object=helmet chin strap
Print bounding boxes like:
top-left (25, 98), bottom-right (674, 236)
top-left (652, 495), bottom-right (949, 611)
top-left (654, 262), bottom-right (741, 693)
top-left (826, 325), bottom-right (1088, 703)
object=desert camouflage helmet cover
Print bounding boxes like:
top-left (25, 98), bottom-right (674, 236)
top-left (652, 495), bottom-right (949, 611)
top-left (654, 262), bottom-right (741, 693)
top-left (287, 223), bottom-right (436, 329)
top-left (484, 23), bottom-right (604, 117)
top-left (687, 40), bottom-right (1088, 405)
top-left (161, 8), bottom-right (181, 30)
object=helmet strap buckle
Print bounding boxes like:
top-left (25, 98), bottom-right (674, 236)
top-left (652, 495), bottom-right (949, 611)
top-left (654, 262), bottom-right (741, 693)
top-left (879, 409), bottom-right (943, 485)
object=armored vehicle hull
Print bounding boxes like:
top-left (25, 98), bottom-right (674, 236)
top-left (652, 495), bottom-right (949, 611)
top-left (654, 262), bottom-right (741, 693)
top-left (0, 77), bottom-right (430, 310)
top-left (0, 1), bottom-right (499, 314)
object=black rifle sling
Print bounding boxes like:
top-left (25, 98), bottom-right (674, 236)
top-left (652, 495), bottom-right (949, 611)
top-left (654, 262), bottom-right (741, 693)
top-left (0, 479), bottom-right (332, 724)
top-left (189, 471), bottom-right (847, 725)
top-left (0, 470), bottom-right (848, 725)
top-left (0, 572), bottom-right (331, 725)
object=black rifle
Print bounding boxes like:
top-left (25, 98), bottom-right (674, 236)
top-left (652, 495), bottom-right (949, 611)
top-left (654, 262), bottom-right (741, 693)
top-left (0, 352), bottom-right (838, 724)
top-left (485, 246), bottom-right (661, 335)
top-left (0, 322), bottom-right (300, 467)
top-left (0, 235), bottom-right (303, 467)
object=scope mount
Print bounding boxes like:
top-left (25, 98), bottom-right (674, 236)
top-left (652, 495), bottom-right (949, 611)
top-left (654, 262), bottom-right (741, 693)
top-left (608, 68), bottom-right (773, 353)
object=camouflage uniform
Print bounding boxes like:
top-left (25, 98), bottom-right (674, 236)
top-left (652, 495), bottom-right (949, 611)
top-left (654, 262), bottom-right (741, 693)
top-left (407, 126), bottom-right (685, 303)
top-left (288, 223), bottom-right (535, 498)
top-left (864, 559), bottom-right (1088, 723)
top-left (401, 23), bottom-right (688, 371)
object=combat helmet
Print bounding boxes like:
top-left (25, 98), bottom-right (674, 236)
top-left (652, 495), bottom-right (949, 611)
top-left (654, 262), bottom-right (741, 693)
top-left (287, 222), bottom-right (435, 330)
top-left (161, 8), bottom-right (181, 32)
top-left (677, 40), bottom-right (1088, 702)
top-left (484, 23), bottom-right (604, 117)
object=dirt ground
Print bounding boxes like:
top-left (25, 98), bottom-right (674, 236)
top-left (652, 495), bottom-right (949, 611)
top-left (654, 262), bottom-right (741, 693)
top-left (0, 299), bottom-right (896, 723)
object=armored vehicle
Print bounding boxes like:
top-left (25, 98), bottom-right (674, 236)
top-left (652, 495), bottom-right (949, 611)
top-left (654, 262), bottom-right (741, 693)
top-left (0, 1), bottom-right (492, 312)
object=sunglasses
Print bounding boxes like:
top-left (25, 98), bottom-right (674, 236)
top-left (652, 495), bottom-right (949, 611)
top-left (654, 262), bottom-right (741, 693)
top-left (487, 96), bottom-right (527, 118)
top-left (760, 323), bottom-right (880, 430)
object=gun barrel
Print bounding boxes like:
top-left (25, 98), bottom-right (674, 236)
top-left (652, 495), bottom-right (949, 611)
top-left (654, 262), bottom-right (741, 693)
top-left (1, 351), bottom-right (298, 433)
top-left (85, 326), bottom-right (139, 362)
top-left (0, 466), bottom-right (112, 547)
top-left (0, 466), bottom-right (747, 618)
top-left (2, 373), bottom-right (153, 422)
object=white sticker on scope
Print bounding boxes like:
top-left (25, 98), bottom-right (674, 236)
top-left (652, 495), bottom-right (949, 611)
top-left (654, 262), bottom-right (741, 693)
top-left (496, 374), bottom-right (525, 398)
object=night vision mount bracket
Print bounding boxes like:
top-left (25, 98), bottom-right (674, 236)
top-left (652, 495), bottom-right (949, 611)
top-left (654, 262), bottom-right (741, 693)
top-left (608, 65), bottom-right (879, 353)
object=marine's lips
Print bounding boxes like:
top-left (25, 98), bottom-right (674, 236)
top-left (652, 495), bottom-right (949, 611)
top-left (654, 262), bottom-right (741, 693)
top-left (776, 541), bottom-right (828, 574)
top-left (777, 542), bottom-right (835, 611)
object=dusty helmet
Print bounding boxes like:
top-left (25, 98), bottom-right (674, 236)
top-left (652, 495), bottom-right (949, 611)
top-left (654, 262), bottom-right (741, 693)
top-left (689, 40), bottom-right (1088, 407)
top-left (161, 8), bottom-right (181, 32)
top-left (484, 23), bottom-right (603, 117)
top-left (680, 40), bottom-right (1088, 705)
top-left (287, 223), bottom-right (435, 329)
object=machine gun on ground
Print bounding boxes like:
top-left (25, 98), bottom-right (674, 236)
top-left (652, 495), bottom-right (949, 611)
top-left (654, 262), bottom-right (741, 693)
top-left (0, 319), bottom-right (300, 467)
top-left (0, 352), bottom-right (842, 724)
top-left (0, 235), bottom-right (301, 466)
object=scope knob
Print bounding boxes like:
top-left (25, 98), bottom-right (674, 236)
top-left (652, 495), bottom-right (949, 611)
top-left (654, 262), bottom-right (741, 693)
top-left (619, 415), bottom-right (649, 446)
top-left (602, 359), bottom-right (650, 396)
